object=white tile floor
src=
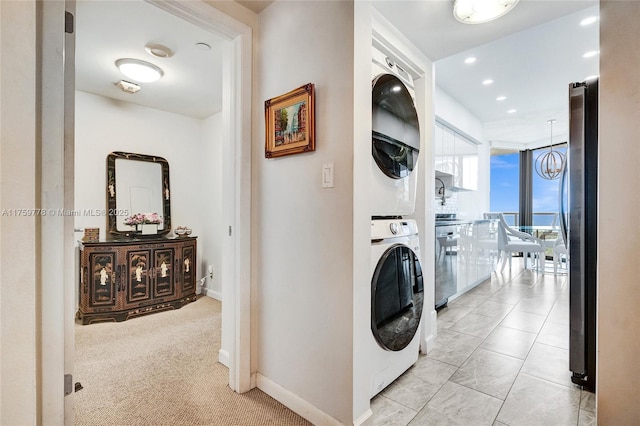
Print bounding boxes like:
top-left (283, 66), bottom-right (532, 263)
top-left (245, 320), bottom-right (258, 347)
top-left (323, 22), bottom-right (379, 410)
top-left (371, 258), bottom-right (595, 426)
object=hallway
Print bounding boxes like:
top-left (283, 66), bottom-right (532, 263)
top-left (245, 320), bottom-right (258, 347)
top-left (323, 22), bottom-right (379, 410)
top-left (372, 259), bottom-right (595, 425)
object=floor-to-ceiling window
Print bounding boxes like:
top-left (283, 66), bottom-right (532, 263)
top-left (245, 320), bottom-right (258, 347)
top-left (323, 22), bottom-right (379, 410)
top-left (532, 145), bottom-right (567, 226)
top-left (489, 148), bottom-right (520, 226)
top-left (490, 146), bottom-right (567, 227)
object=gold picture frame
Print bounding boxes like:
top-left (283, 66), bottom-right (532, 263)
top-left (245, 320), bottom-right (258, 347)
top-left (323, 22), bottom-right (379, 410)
top-left (265, 83), bottom-right (315, 158)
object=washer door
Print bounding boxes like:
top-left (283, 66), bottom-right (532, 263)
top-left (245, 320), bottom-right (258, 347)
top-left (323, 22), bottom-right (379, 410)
top-left (372, 74), bottom-right (420, 179)
top-left (371, 244), bottom-right (424, 351)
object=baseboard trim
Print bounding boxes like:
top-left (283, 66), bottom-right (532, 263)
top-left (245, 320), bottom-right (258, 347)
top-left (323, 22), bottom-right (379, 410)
top-left (218, 349), bottom-right (230, 367)
top-left (203, 288), bottom-right (222, 301)
top-left (256, 373), bottom-right (342, 426)
top-left (354, 408), bottom-right (373, 426)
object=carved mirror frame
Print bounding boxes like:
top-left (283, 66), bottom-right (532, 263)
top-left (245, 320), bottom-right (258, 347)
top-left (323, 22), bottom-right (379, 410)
top-left (107, 151), bottom-right (171, 237)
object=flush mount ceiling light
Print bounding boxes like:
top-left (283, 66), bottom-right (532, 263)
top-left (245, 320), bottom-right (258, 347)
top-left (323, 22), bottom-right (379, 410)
top-left (482, 79), bottom-right (494, 85)
top-left (453, 0), bottom-right (520, 24)
top-left (115, 58), bottom-right (164, 83)
top-left (464, 56), bottom-right (476, 64)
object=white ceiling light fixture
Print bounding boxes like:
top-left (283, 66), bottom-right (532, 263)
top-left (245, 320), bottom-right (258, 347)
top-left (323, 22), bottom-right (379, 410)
top-left (582, 50), bottom-right (599, 58)
top-left (580, 16), bottom-right (599, 26)
top-left (482, 79), bottom-right (494, 85)
top-left (496, 96), bottom-right (507, 101)
top-left (464, 56), bottom-right (477, 64)
top-left (145, 43), bottom-right (173, 58)
top-left (115, 58), bottom-right (164, 83)
top-left (115, 80), bottom-right (141, 94)
top-left (507, 109), bottom-right (517, 114)
top-left (453, 0), bottom-right (520, 24)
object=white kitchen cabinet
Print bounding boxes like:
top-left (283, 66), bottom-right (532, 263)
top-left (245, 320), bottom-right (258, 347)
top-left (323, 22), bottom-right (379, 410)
top-left (435, 220), bottom-right (498, 309)
top-left (434, 121), bottom-right (478, 191)
top-left (454, 133), bottom-right (478, 191)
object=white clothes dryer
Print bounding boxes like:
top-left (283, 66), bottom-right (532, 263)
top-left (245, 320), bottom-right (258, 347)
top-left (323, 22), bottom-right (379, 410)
top-left (369, 218), bottom-right (424, 398)
top-left (371, 48), bottom-right (421, 217)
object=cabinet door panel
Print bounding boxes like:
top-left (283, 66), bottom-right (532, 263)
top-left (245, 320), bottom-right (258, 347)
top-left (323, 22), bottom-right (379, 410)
top-left (87, 251), bottom-right (118, 310)
top-left (154, 248), bottom-right (175, 298)
top-left (126, 249), bottom-right (152, 305)
top-left (181, 243), bottom-right (196, 294)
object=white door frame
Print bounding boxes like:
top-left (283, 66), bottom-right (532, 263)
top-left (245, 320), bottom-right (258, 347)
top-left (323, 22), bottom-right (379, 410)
top-left (149, 0), bottom-right (254, 394)
top-left (38, 1), bottom-right (253, 422)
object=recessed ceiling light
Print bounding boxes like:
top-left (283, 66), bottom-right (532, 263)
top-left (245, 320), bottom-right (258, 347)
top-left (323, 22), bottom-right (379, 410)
top-left (195, 42), bottom-right (211, 51)
top-left (496, 96), bottom-right (507, 101)
top-left (482, 79), bottom-right (494, 85)
top-left (464, 57), bottom-right (476, 64)
top-left (582, 50), bottom-right (599, 58)
top-left (580, 16), bottom-right (598, 26)
top-left (453, 0), bottom-right (520, 24)
top-left (115, 58), bottom-right (164, 83)
top-left (145, 43), bottom-right (173, 58)
top-left (507, 109), bottom-right (517, 114)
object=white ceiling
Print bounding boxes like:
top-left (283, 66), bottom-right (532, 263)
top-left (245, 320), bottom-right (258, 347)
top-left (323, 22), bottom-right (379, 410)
top-left (75, 0), bottom-right (225, 119)
top-left (373, 0), bottom-right (599, 148)
top-left (76, 0), bottom-right (599, 148)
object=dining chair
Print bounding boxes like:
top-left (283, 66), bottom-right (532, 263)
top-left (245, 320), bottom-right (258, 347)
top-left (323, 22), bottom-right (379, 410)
top-left (436, 234), bottom-right (458, 262)
top-left (552, 237), bottom-right (568, 274)
top-left (492, 214), bottom-right (545, 272)
top-left (474, 220), bottom-right (499, 266)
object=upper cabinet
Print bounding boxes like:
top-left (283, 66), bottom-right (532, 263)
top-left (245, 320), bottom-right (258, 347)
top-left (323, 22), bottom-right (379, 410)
top-left (434, 120), bottom-right (478, 191)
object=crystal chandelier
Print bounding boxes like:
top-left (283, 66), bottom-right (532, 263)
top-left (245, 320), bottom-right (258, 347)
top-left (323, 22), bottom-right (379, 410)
top-left (535, 119), bottom-right (566, 180)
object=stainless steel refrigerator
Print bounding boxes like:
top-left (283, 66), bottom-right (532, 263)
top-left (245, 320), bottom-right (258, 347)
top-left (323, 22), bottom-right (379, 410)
top-left (560, 79), bottom-right (598, 391)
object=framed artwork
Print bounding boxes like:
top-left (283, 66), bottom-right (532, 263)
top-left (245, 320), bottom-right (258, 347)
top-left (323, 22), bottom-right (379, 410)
top-left (265, 83), bottom-right (315, 158)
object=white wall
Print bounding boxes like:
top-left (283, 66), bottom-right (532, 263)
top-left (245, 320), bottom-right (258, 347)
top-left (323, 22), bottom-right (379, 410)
top-left (254, 1), bottom-right (355, 423)
top-left (0, 2), bottom-right (38, 424)
top-left (200, 113), bottom-right (224, 298)
top-left (434, 87), bottom-right (490, 219)
top-left (597, 1), bottom-right (640, 422)
top-left (74, 91), bottom-right (223, 295)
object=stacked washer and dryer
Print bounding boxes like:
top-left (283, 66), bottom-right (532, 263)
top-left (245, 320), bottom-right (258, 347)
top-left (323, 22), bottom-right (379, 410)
top-left (369, 46), bottom-right (425, 398)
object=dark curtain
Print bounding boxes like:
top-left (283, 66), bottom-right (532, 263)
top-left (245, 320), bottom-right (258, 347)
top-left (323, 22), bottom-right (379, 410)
top-left (519, 150), bottom-right (533, 228)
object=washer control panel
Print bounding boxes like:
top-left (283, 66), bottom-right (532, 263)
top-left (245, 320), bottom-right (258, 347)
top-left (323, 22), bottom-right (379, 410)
top-left (371, 219), bottom-right (418, 240)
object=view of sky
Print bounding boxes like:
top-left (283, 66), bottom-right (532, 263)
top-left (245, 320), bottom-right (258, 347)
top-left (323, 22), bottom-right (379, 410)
top-left (490, 148), bottom-right (566, 226)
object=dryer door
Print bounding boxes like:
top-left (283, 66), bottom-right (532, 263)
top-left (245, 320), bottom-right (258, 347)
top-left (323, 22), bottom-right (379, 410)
top-left (371, 244), bottom-right (424, 351)
top-left (372, 74), bottom-right (420, 179)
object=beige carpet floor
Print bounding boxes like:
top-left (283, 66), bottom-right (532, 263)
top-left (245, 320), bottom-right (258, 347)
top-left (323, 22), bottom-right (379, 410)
top-left (75, 296), bottom-right (311, 425)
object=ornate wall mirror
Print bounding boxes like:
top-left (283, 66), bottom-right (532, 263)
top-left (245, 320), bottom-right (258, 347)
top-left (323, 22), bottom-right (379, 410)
top-left (107, 152), bottom-right (171, 236)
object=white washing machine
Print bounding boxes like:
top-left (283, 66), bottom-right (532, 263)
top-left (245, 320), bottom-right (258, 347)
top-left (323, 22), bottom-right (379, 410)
top-left (369, 218), bottom-right (424, 398)
top-left (371, 47), bottom-right (421, 217)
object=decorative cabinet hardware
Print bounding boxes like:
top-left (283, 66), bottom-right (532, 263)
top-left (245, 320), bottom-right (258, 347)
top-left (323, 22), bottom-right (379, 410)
top-left (77, 237), bottom-right (197, 324)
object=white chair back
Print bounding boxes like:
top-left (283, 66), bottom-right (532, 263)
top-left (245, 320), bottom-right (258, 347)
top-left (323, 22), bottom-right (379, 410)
top-left (496, 221), bottom-right (509, 251)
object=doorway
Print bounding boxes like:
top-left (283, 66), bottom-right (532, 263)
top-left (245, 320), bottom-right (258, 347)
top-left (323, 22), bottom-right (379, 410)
top-left (39, 0), bottom-right (253, 421)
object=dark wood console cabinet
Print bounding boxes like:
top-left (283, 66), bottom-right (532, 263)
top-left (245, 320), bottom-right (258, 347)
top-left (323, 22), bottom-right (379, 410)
top-left (77, 237), bottom-right (197, 325)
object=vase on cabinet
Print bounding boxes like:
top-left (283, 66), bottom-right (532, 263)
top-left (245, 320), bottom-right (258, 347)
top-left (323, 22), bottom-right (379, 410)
top-left (138, 224), bottom-right (158, 235)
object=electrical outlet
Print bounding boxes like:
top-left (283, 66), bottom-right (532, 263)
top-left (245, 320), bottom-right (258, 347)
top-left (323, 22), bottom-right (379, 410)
top-left (208, 265), bottom-right (214, 279)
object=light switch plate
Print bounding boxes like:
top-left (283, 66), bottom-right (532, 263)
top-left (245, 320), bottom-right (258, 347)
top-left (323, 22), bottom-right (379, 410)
top-left (322, 162), bottom-right (334, 188)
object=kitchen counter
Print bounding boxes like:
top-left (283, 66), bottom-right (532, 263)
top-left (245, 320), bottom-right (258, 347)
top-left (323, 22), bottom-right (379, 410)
top-left (435, 219), bottom-right (498, 309)
top-left (435, 219), bottom-right (494, 227)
